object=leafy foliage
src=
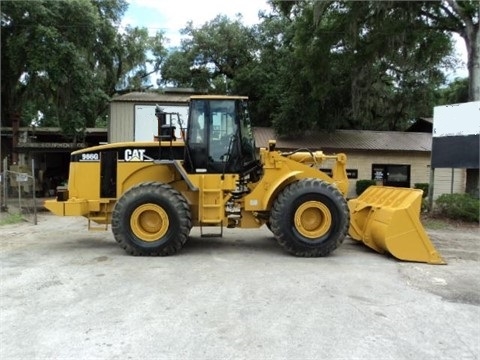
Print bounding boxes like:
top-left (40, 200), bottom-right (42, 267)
top-left (355, 180), bottom-right (377, 196)
top-left (414, 0), bottom-right (479, 101)
top-left (159, 1), bottom-right (473, 133)
top-left (435, 193), bottom-right (480, 222)
top-left (1, 0), bottom-right (166, 135)
top-left (1, 0), bottom-right (475, 139)
top-left (280, 0), bottom-right (479, 102)
top-left (414, 183), bottom-right (430, 198)
top-left (435, 77), bottom-right (469, 104)
top-left (161, 15), bottom-right (258, 93)
top-left (269, 1), bottom-right (454, 135)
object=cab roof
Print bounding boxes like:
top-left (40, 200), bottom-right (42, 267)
top-left (189, 95), bottom-right (248, 100)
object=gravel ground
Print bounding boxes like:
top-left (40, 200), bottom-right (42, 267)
top-left (0, 213), bottom-right (479, 360)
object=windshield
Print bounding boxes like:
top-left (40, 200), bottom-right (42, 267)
top-left (237, 100), bottom-right (256, 164)
top-left (187, 98), bottom-right (257, 172)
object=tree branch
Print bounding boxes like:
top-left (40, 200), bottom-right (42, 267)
top-left (444, 0), bottom-right (474, 29)
top-left (439, 2), bottom-right (464, 27)
top-left (419, 6), bottom-right (466, 36)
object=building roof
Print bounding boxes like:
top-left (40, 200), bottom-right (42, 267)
top-left (253, 127), bottom-right (432, 152)
top-left (419, 117), bottom-right (433, 124)
top-left (406, 117), bottom-right (433, 133)
top-left (1, 127), bottom-right (107, 135)
top-left (2, 125), bottom-right (431, 152)
top-left (111, 91), bottom-right (194, 103)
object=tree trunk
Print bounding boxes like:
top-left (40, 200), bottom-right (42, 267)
top-left (447, 0), bottom-right (480, 101)
top-left (466, 25), bottom-right (480, 101)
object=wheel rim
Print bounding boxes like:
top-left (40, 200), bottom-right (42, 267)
top-left (130, 204), bottom-right (169, 242)
top-left (294, 201), bottom-right (332, 239)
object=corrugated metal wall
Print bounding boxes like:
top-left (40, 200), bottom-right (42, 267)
top-left (433, 168), bottom-right (466, 198)
top-left (109, 102), bottom-right (135, 143)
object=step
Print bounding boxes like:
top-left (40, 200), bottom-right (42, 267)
top-left (88, 215), bottom-right (109, 231)
top-left (200, 222), bottom-right (223, 238)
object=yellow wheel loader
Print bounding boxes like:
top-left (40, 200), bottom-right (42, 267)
top-left (44, 95), bottom-right (444, 264)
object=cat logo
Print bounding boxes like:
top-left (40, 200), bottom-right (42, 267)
top-left (124, 149), bottom-right (152, 162)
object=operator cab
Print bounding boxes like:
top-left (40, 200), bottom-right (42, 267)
top-left (185, 96), bottom-right (258, 175)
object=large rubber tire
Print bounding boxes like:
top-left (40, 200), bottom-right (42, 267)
top-left (111, 182), bottom-right (192, 256)
top-left (269, 178), bottom-right (349, 257)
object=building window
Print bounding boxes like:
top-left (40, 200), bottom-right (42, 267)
top-left (372, 164), bottom-right (411, 188)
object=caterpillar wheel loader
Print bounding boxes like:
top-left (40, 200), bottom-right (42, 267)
top-left (44, 95), bottom-right (444, 264)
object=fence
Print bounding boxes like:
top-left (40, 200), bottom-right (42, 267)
top-left (1, 158), bottom-right (38, 225)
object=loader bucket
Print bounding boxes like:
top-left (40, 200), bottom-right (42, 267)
top-left (348, 186), bottom-right (445, 265)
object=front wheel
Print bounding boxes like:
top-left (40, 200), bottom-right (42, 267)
top-left (270, 178), bottom-right (349, 257)
top-left (111, 182), bottom-right (192, 256)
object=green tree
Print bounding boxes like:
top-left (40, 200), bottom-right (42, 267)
top-left (161, 50), bottom-right (211, 90)
top-left (112, 27), bottom-right (167, 94)
top-left (1, 0), bottom-right (166, 135)
top-left (310, 0), bottom-right (479, 100)
top-left (160, 15), bottom-right (258, 93)
top-left (227, 13), bottom-right (293, 127)
top-left (268, 1), bottom-right (454, 135)
top-left (436, 77), bottom-right (469, 104)
top-left (418, 0), bottom-right (479, 101)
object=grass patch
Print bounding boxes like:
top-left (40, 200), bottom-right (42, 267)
top-left (0, 212), bottom-right (24, 226)
top-left (421, 213), bottom-right (479, 230)
top-left (422, 216), bottom-right (450, 230)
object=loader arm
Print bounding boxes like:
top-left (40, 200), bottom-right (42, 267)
top-left (244, 144), bottom-right (349, 212)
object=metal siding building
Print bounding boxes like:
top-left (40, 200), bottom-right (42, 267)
top-left (109, 101), bottom-right (134, 142)
top-left (109, 91), bottom-right (193, 143)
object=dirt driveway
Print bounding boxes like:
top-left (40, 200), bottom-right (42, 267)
top-left (1, 213), bottom-right (479, 359)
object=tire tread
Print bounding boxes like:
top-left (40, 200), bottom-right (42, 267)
top-left (270, 178), bottom-right (349, 257)
top-left (111, 182), bottom-right (192, 256)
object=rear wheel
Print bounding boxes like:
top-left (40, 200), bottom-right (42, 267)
top-left (112, 182), bottom-right (192, 256)
top-left (270, 178), bottom-right (349, 257)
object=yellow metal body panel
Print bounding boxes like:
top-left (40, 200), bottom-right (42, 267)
top-left (44, 160), bottom-right (102, 217)
top-left (244, 148), bottom-right (348, 212)
top-left (238, 210), bottom-right (262, 228)
top-left (68, 162), bottom-right (100, 199)
top-left (117, 162), bottom-right (177, 195)
top-left (70, 141), bottom-right (184, 155)
top-left (44, 198), bottom-right (89, 216)
top-left (183, 173), bottom-right (238, 192)
top-left (348, 186), bottom-right (445, 265)
top-left (45, 142), bottom-right (185, 221)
